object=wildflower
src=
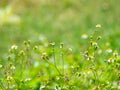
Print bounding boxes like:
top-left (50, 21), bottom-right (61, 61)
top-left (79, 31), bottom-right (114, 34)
top-left (90, 41), bottom-right (98, 48)
top-left (86, 55), bottom-right (94, 60)
top-left (11, 44), bottom-right (18, 50)
top-left (33, 46), bottom-right (38, 50)
top-left (60, 42), bottom-right (64, 48)
top-left (19, 50), bottom-right (25, 56)
top-left (41, 52), bottom-right (49, 60)
top-left (97, 36), bottom-right (102, 40)
top-left (81, 33), bottom-right (88, 39)
top-left (113, 50), bottom-right (118, 58)
top-left (107, 57), bottom-right (114, 63)
top-left (96, 24), bottom-right (101, 28)
top-left (10, 64), bottom-right (15, 70)
top-left (106, 48), bottom-right (112, 53)
top-left (0, 64), bottom-right (2, 68)
top-left (98, 49), bottom-right (102, 54)
top-left (7, 76), bottom-right (13, 81)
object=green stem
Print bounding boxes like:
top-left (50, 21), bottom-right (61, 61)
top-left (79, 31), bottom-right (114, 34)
top-left (52, 46), bottom-right (61, 75)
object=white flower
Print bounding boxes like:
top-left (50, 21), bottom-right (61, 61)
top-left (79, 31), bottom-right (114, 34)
top-left (0, 64), bottom-right (2, 68)
top-left (96, 24), bottom-right (101, 28)
top-left (81, 33), bottom-right (88, 39)
top-left (107, 58), bottom-right (114, 63)
top-left (106, 48), bottom-right (112, 53)
top-left (11, 44), bottom-right (18, 50)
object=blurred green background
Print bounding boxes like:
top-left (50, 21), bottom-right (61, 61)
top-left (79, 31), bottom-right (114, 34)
top-left (0, 0), bottom-right (120, 57)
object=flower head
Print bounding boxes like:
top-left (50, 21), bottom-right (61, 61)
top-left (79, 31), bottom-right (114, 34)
top-left (107, 57), bottom-right (114, 63)
top-left (96, 24), bottom-right (101, 28)
top-left (0, 64), bottom-right (3, 68)
top-left (81, 33), bottom-right (88, 39)
top-left (106, 48), bottom-right (112, 53)
top-left (11, 44), bottom-right (18, 50)
top-left (10, 64), bottom-right (16, 70)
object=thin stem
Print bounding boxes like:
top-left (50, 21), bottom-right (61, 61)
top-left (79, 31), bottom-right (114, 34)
top-left (52, 45), bottom-right (61, 75)
top-left (61, 52), bottom-right (64, 75)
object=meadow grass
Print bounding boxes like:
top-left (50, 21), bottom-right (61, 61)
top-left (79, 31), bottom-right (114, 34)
top-left (0, 0), bottom-right (120, 90)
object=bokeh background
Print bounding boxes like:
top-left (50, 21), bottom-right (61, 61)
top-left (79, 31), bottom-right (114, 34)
top-left (0, 0), bottom-right (120, 57)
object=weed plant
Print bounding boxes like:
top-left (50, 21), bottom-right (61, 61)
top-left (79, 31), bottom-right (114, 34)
top-left (0, 26), bottom-right (120, 90)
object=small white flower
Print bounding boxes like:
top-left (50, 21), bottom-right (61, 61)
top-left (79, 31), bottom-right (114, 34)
top-left (107, 59), bottom-right (111, 63)
top-left (10, 65), bottom-right (15, 70)
top-left (107, 58), bottom-right (114, 63)
top-left (0, 64), bottom-right (2, 68)
top-left (81, 33), bottom-right (88, 39)
top-left (96, 24), bottom-right (101, 28)
top-left (106, 48), bottom-right (112, 53)
top-left (11, 44), bottom-right (18, 50)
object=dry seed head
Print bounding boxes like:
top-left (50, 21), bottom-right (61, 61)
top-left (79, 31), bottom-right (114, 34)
top-left (10, 65), bottom-right (15, 70)
top-left (113, 50), bottom-right (118, 58)
top-left (7, 55), bottom-right (11, 60)
top-left (90, 36), bottom-right (93, 40)
top-left (60, 42), bottom-right (64, 48)
top-left (19, 50), bottom-right (25, 56)
top-left (97, 36), bottom-right (102, 40)
top-left (24, 41), bottom-right (27, 45)
top-left (33, 46), bottom-right (38, 50)
top-left (28, 40), bottom-right (31, 45)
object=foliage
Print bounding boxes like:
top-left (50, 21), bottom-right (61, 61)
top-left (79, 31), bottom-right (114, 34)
top-left (0, 28), bottom-right (120, 90)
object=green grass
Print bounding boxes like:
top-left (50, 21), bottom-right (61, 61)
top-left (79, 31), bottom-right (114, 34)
top-left (0, 0), bottom-right (120, 90)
